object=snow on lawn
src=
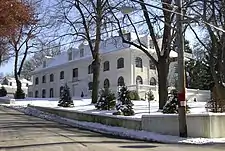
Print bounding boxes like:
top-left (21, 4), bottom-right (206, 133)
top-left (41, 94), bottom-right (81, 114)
top-left (3, 105), bottom-right (225, 145)
top-left (8, 97), bottom-right (208, 118)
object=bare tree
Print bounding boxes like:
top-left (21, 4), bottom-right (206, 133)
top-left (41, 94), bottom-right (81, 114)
top-left (8, 23), bottom-right (40, 98)
top-left (188, 0), bottom-right (225, 101)
top-left (109, 0), bottom-right (177, 109)
top-left (56, 0), bottom-right (115, 103)
top-left (21, 41), bottom-right (62, 80)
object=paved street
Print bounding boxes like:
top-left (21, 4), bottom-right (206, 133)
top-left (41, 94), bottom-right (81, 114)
top-left (0, 106), bottom-right (224, 151)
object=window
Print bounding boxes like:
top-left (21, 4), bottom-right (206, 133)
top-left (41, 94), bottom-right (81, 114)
top-left (80, 48), bottom-right (84, 57)
top-left (149, 60), bottom-right (156, 70)
top-left (103, 61), bottom-right (110, 71)
top-left (26, 83), bottom-right (29, 87)
top-left (88, 82), bottom-right (93, 90)
top-left (9, 82), bottom-right (12, 86)
top-left (88, 65), bottom-right (93, 74)
top-left (60, 86), bottom-right (64, 96)
top-left (149, 40), bottom-right (154, 49)
top-left (68, 51), bottom-right (72, 61)
top-left (135, 57), bottom-right (143, 68)
top-left (42, 75), bottom-right (46, 83)
top-left (28, 92), bottom-right (33, 97)
top-left (150, 77), bottom-right (157, 85)
top-left (73, 68), bottom-right (78, 82)
top-left (43, 60), bottom-right (46, 68)
top-left (50, 74), bottom-right (54, 82)
top-left (117, 58), bottom-right (124, 69)
top-left (73, 68), bottom-right (78, 77)
top-left (60, 71), bottom-right (64, 79)
top-left (117, 76), bottom-right (125, 86)
top-left (42, 89), bottom-right (46, 98)
top-left (35, 77), bottom-right (39, 85)
top-left (49, 88), bottom-right (54, 98)
top-left (136, 76), bottom-right (143, 84)
top-left (35, 90), bottom-right (39, 98)
top-left (104, 79), bottom-right (110, 89)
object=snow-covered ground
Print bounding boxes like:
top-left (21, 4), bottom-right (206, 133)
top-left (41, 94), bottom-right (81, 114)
top-left (7, 98), bottom-right (208, 118)
top-left (2, 97), bottom-right (225, 144)
top-left (2, 105), bottom-right (225, 145)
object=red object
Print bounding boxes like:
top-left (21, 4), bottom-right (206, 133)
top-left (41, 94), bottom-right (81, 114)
top-left (178, 89), bottom-right (185, 102)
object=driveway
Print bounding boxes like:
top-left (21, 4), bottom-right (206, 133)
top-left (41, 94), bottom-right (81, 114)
top-left (0, 106), bottom-right (224, 151)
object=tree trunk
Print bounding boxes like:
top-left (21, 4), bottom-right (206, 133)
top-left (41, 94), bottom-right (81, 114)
top-left (157, 57), bottom-right (169, 109)
top-left (91, 56), bottom-right (100, 104)
top-left (14, 51), bottom-right (23, 99)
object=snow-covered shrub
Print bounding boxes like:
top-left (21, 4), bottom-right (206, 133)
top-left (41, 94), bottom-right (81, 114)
top-left (95, 88), bottom-right (116, 110)
top-left (0, 86), bottom-right (7, 97)
top-left (113, 86), bottom-right (134, 116)
top-left (129, 90), bottom-right (140, 100)
top-left (58, 84), bottom-right (74, 107)
top-left (146, 89), bottom-right (154, 101)
top-left (163, 89), bottom-right (189, 114)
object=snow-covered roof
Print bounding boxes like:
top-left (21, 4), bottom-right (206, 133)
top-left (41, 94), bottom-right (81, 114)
top-left (32, 33), bottom-right (192, 74)
top-left (1, 77), bottom-right (32, 85)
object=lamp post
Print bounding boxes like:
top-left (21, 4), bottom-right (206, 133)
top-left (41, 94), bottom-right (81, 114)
top-left (176, 0), bottom-right (187, 137)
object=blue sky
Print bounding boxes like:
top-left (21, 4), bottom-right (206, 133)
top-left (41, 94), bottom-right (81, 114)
top-left (0, 32), bottom-right (196, 75)
top-left (0, 0), bottom-right (197, 75)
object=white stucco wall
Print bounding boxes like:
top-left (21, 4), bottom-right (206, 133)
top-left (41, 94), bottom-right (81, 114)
top-left (29, 48), bottom-right (133, 98)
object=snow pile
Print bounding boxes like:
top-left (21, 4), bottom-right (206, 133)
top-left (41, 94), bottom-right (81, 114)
top-left (3, 105), bottom-right (225, 145)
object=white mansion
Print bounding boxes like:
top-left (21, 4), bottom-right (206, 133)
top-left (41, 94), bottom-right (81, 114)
top-left (28, 33), bottom-right (190, 98)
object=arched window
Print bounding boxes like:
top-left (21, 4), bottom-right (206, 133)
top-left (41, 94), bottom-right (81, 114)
top-left (35, 77), bottom-right (39, 85)
top-left (117, 76), bottom-right (125, 86)
top-left (103, 61), bottom-right (110, 71)
top-left (35, 90), bottom-right (39, 98)
top-left (50, 74), bottom-right (54, 82)
top-left (149, 60), bottom-right (156, 69)
top-left (42, 89), bottom-right (46, 98)
top-left (135, 57), bottom-right (143, 68)
top-left (136, 76), bottom-right (143, 84)
top-left (49, 88), bottom-right (54, 98)
top-left (104, 79), bottom-right (110, 89)
top-left (42, 75), bottom-right (46, 83)
top-left (88, 64), bottom-right (93, 74)
top-left (60, 71), bottom-right (64, 79)
top-left (150, 77), bottom-right (157, 85)
top-left (88, 82), bottom-right (93, 90)
top-left (117, 58), bottom-right (124, 69)
top-left (60, 86), bottom-right (64, 96)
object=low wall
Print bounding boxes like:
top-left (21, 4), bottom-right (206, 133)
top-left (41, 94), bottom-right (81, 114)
top-left (142, 113), bottom-right (225, 138)
top-left (126, 85), bottom-right (210, 102)
top-left (28, 105), bottom-right (225, 138)
top-left (0, 97), bottom-right (15, 104)
top-left (29, 105), bottom-right (141, 130)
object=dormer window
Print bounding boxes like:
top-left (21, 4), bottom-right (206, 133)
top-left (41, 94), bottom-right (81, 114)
top-left (68, 49), bottom-right (72, 61)
top-left (80, 48), bottom-right (84, 57)
top-left (43, 60), bottom-right (46, 68)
